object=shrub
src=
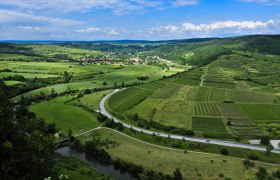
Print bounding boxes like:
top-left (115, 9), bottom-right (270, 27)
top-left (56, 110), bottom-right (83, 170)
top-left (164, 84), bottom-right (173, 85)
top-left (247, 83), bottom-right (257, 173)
top-left (220, 148), bottom-right (229, 155)
top-left (137, 76), bottom-right (149, 80)
top-left (243, 159), bottom-right (255, 169)
top-left (260, 136), bottom-right (270, 145)
top-left (256, 167), bottom-right (268, 180)
top-left (84, 89), bottom-right (91, 94)
top-left (248, 153), bottom-right (259, 160)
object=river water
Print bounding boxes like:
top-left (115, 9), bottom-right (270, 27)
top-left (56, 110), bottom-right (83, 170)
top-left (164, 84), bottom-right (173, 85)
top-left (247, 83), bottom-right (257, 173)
top-left (57, 146), bottom-right (138, 180)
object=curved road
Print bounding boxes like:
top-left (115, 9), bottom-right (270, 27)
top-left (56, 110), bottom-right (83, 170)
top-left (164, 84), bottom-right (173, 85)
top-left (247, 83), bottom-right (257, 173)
top-left (100, 89), bottom-right (280, 154)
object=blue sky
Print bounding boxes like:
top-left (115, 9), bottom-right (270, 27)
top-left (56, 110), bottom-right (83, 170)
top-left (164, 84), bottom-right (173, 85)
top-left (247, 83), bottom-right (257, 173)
top-left (0, 0), bottom-right (279, 40)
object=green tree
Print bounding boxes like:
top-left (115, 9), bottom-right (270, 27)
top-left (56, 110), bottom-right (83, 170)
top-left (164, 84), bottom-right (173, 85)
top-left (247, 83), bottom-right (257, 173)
top-left (0, 81), bottom-right (57, 179)
top-left (260, 136), bottom-right (270, 145)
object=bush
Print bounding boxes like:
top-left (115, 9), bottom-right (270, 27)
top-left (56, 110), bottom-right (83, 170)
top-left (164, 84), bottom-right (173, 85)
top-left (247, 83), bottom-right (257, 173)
top-left (248, 153), bottom-right (259, 160)
top-left (256, 167), bottom-right (268, 180)
top-left (84, 89), bottom-right (91, 95)
top-left (137, 76), bottom-right (149, 80)
top-left (104, 119), bottom-right (114, 127)
top-left (97, 113), bottom-right (107, 122)
top-left (116, 123), bottom-right (124, 132)
top-left (220, 148), bottom-right (229, 155)
top-left (260, 136), bottom-right (270, 145)
top-left (243, 159), bottom-right (255, 169)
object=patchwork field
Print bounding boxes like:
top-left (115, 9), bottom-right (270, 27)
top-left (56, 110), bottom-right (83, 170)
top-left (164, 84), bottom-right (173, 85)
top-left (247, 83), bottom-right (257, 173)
top-left (10, 64), bottom-right (180, 102)
top-left (107, 53), bottom-right (280, 138)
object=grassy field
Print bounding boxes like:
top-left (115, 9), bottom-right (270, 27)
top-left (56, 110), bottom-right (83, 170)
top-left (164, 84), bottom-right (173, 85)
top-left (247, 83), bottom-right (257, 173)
top-left (78, 128), bottom-right (280, 180)
top-left (29, 95), bottom-right (101, 135)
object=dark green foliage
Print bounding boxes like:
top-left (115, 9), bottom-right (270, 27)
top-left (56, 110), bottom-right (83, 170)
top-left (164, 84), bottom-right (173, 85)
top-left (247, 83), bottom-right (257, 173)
top-left (137, 76), bottom-right (149, 80)
top-left (256, 167), bottom-right (268, 180)
top-left (85, 140), bottom-right (112, 162)
top-left (220, 148), bottom-right (229, 155)
top-left (97, 113), bottom-right (107, 122)
top-left (84, 88), bottom-right (91, 95)
top-left (248, 153), bottom-right (259, 160)
top-left (47, 123), bottom-right (58, 134)
top-left (71, 139), bottom-right (84, 151)
top-left (238, 35), bottom-right (280, 55)
top-left (260, 136), bottom-right (270, 145)
top-left (0, 80), bottom-right (57, 179)
top-left (104, 118), bottom-right (114, 127)
top-left (274, 170), bottom-right (280, 179)
top-left (114, 158), bottom-right (143, 175)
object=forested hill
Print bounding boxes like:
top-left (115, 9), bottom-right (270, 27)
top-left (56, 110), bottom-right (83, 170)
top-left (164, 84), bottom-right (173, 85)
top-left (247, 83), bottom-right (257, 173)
top-left (1, 35), bottom-right (279, 67)
top-left (151, 35), bottom-right (280, 67)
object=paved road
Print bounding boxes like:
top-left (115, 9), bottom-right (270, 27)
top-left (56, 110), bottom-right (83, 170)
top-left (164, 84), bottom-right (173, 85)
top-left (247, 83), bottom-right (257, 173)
top-left (100, 89), bottom-right (280, 154)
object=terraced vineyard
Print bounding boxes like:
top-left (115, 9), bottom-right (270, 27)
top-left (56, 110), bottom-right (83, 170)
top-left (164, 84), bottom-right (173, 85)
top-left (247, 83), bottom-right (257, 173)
top-left (192, 117), bottom-right (228, 135)
top-left (194, 103), bottom-right (221, 117)
top-left (107, 52), bottom-right (280, 139)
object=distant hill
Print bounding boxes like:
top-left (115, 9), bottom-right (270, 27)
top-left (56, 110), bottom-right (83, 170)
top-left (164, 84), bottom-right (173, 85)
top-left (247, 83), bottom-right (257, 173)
top-left (151, 35), bottom-right (280, 66)
top-left (0, 35), bottom-right (279, 66)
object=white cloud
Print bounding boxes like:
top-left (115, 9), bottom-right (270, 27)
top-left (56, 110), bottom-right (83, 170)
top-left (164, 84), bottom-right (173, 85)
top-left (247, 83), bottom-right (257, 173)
top-left (238, 0), bottom-right (280, 5)
top-left (75, 27), bottom-right (101, 33)
top-left (181, 20), bottom-right (275, 31)
top-left (108, 29), bottom-right (120, 35)
top-left (0, 0), bottom-right (199, 15)
top-left (145, 20), bottom-right (278, 39)
top-left (0, 10), bottom-right (82, 26)
top-left (16, 26), bottom-right (40, 30)
top-left (172, 0), bottom-right (199, 7)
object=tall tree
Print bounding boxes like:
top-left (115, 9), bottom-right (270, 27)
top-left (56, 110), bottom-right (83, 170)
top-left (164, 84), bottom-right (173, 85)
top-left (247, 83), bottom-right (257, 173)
top-left (0, 80), bottom-right (57, 179)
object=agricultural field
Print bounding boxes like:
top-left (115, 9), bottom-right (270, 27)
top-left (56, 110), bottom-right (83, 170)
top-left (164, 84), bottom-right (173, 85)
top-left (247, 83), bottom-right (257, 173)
top-left (77, 128), bottom-right (280, 179)
top-left (238, 104), bottom-right (280, 122)
top-left (226, 89), bottom-right (277, 103)
top-left (125, 99), bottom-right (161, 121)
top-left (192, 117), bottom-right (228, 135)
top-left (107, 50), bottom-right (280, 139)
top-left (194, 103), bottom-right (221, 117)
top-left (152, 101), bottom-right (194, 129)
top-left (149, 83), bottom-right (184, 99)
top-left (10, 64), bottom-right (180, 102)
top-left (29, 95), bottom-right (101, 136)
top-left (108, 87), bottom-right (155, 113)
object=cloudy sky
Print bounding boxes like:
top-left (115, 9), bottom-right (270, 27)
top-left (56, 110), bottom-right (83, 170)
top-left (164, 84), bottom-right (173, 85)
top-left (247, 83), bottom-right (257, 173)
top-left (0, 0), bottom-right (279, 40)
